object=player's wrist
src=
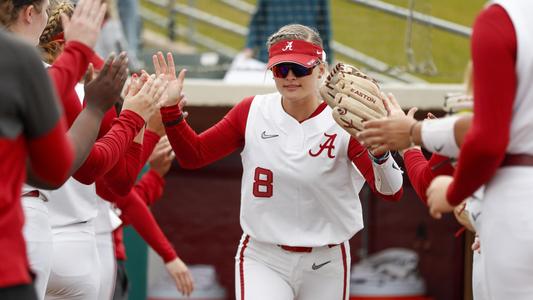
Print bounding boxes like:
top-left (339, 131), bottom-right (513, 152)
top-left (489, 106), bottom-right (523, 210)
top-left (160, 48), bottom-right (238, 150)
top-left (369, 150), bottom-right (390, 164)
top-left (160, 104), bottom-right (184, 127)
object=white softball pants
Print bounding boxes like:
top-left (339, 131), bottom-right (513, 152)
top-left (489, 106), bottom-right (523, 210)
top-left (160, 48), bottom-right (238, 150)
top-left (22, 197), bottom-right (53, 300)
top-left (235, 234), bottom-right (350, 300)
top-left (478, 167), bottom-right (533, 300)
top-left (45, 223), bottom-right (101, 300)
top-left (96, 232), bottom-right (117, 300)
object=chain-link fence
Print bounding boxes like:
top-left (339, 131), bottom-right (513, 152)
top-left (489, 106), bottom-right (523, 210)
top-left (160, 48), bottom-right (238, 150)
top-left (140, 0), bottom-right (484, 83)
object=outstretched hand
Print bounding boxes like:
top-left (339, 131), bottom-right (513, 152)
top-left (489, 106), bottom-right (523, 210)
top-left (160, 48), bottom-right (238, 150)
top-left (61, 0), bottom-right (107, 48)
top-left (357, 106), bottom-right (418, 155)
top-left (152, 51), bottom-right (187, 107)
top-left (84, 52), bottom-right (129, 115)
top-left (121, 73), bottom-right (169, 122)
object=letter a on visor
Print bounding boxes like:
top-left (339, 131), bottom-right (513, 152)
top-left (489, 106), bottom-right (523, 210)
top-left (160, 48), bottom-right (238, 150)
top-left (267, 40), bottom-right (323, 70)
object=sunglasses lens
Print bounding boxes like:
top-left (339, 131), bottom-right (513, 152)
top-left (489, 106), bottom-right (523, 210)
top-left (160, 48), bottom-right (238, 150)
top-left (272, 64), bottom-right (290, 78)
top-left (291, 64), bottom-right (312, 77)
top-left (272, 63), bottom-right (315, 78)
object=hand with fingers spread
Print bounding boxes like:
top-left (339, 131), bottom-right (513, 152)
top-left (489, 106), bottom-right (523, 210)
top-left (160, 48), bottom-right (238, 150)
top-left (165, 258), bottom-right (195, 297)
top-left (61, 0), bottom-right (107, 48)
top-left (426, 175), bottom-right (455, 219)
top-left (84, 52), bottom-right (129, 115)
top-left (149, 136), bottom-right (175, 177)
top-left (357, 101), bottom-right (419, 155)
top-left (152, 51), bottom-right (187, 107)
top-left (122, 74), bottom-right (169, 122)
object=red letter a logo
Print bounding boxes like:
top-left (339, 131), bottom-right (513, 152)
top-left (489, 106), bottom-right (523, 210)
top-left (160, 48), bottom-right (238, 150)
top-left (309, 133), bottom-right (337, 159)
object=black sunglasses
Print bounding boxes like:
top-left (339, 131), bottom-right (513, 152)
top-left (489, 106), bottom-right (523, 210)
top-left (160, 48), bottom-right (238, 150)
top-left (272, 63), bottom-right (316, 78)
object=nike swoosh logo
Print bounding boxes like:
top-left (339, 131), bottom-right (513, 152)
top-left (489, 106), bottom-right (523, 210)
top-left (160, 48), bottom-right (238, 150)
top-left (471, 212), bottom-right (481, 221)
top-left (312, 260), bottom-right (331, 270)
top-left (434, 144), bottom-right (444, 152)
top-left (261, 131), bottom-right (279, 139)
top-left (392, 162), bottom-right (401, 171)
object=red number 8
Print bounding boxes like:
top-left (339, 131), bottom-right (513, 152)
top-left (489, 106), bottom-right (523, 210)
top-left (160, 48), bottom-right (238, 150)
top-left (253, 167), bottom-right (273, 198)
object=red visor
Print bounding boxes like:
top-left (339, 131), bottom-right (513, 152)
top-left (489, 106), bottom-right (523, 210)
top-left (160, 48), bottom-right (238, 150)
top-left (267, 40), bottom-right (323, 69)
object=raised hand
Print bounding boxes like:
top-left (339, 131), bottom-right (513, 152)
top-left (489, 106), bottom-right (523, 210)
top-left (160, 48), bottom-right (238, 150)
top-left (61, 0), bottom-right (107, 48)
top-left (152, 51), bottom-right (187, 107)
top-left (84, 52), bottom-right (129, 115)
top-left (121, 74), bottom-right (169, 122)
top-left (165, 258), bottom-right (194, 297)
top-left (149, 136), bottom-right (175, 177)
top-left (357, 107), bottom-right (418, 155)
top-left (382, 92), bottom-right (406, 118)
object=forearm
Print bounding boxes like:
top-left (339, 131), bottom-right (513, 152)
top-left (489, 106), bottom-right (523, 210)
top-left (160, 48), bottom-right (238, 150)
top-left (140, 130), bottom-right (161, 166)
top-left (349, 138), bottom-right (402, 201)
top-left (161, 105), bottom-right (241, 169)
top-left (134, 170), bottom-right (165, 206)
top-left (102, 142), bottom-right (143, 196)
top-left (48, 41), bottom-right (93, 98)
top-left (370, 153), bottom-right (404, 197)
top-left (66, 106), bottom-right (105, 174)
top-left (119, 191), bottom-right (177, 262)
top-left (27, 119), bottom-right (74, 188)
top-left (419, 115), bottom-right (472, 158)
top-left (404, 149), bottom-right (454, 203)
top-left (73, 110), bottom-right (144, 183)
top-left (447, 5), bottom-right (516, 205)
top-left (98, 182), bottom-right (177, 262)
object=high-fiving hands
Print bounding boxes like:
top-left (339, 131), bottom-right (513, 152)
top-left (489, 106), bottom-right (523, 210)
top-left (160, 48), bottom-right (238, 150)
top-left (84, 52), bottom-right (129, 115)
top-left (152, 51), bottom-right (187, 108)
top-left (121, 73), bottom-right (169, 122)
top-left (61, 0), bottom-right (107, 48)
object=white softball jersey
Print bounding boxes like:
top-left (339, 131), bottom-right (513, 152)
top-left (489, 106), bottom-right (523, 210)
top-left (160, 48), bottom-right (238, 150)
top-left (241, 93), bottom-right (393, 247)
top-left (492, 0), bottom-right (533, 154)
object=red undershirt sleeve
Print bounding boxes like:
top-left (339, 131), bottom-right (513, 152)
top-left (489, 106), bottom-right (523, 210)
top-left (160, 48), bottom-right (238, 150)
top-left (73, 110), bottom-right (144, 184)
top-left (101, 141), bottom-right (143, 196)
top-left (133, 170), bottom-right (165, 206)
top-left (447, 5), bottom-right (517, 205)
top-left (28, 118), bottom-right (74, 186)
top-left (160, 96), bottom-right (253, 169)
top-left (97, 181), bottom-right (178, 262)
top-left (140, 130), bottom-right (162, 166)
top-left (403, 149), bottom-right (455, 204)
top-left (348, 138), bottom-right (402, 201)
top-left (47, 42), bottom-right (93, 126)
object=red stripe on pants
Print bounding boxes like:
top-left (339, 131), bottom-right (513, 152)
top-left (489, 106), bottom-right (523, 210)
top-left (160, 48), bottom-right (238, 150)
top-left (341, 243), bottom-right (347, 300)
top-left (239, 235), bottom-right (250, 300)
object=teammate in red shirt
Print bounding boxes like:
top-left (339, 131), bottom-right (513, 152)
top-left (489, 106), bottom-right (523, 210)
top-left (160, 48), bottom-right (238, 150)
top-left (0, 28), bottom-right (73, 299)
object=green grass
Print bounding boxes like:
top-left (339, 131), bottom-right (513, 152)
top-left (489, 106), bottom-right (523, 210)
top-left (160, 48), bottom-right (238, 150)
top-left (141, 0), bottom-right (485, 82)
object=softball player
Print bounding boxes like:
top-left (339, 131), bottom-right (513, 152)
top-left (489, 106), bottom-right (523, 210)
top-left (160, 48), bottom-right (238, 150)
top-left (0, 27), bottom-right (73, 300)
top-left (425, 1), bottom-right (533, 299)
top-left (156, 24), bottom-right (404, 300)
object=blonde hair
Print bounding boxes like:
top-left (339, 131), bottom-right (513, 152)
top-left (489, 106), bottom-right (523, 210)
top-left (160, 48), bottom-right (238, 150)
top-left (464, 60), bottom-right (473, 96)
top-left (38, 0), bottom-right (73, 63)
top-left (267, 24), bottom-right (324, 55)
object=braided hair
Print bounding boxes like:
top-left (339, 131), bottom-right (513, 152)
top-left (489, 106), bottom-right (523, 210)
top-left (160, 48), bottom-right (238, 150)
top-left (38, 0), bottom-right (73, 63)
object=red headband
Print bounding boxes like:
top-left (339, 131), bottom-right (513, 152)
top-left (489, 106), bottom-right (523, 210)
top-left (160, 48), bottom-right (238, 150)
top-left (267, 40), bottom-right (323, 69)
